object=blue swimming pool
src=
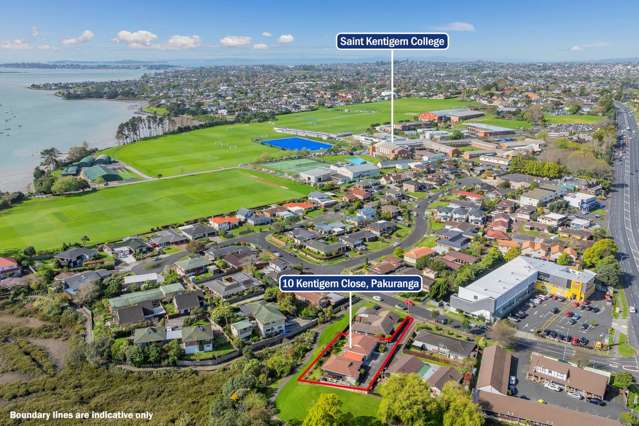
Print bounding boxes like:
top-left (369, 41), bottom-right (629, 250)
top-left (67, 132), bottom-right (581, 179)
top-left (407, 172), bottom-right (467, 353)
top-left (262, 137), bottom-right (332, 151)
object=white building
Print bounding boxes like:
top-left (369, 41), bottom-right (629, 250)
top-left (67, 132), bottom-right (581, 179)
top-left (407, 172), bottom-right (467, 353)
top-left (564, 192), bottom-right (598, 213)
top-left (335, 164), bottom-right (380, 180)
top-left (450, 256), bottom-right (596, 321)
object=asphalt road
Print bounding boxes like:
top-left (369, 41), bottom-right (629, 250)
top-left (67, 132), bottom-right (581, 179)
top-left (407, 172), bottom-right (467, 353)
top-left (610, 102), bottom-right (639, 354)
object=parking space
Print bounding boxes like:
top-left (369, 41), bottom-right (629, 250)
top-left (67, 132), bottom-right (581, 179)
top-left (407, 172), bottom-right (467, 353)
top-left (509, 292), bottom-right (612, 349)
top-left (509, 354), bottom-right (624, 421)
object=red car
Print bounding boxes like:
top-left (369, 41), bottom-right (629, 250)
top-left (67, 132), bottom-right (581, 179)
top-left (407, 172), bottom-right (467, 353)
top-left (564, 311), bottom-right (573, 318)
top-left (571, 336), bottom-right (581, 346)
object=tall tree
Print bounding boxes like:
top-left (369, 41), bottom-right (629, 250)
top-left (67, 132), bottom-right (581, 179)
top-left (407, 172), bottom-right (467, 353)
top-left (303, 393), bottom-right (346, 426)
top-left (441, 382), bottom-right (484, 426)
top-left (39, 147), bottom-right (62, 171)
top-left (378, 373), bottom-right (442, 426)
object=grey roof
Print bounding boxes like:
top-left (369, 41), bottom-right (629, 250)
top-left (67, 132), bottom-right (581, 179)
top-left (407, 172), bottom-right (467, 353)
top-left (62, 269), bottom-right (111, 294)
top-left (55, 247), bottom-right (97, 261)
top-left (413, 330), bottom-right (476, 357)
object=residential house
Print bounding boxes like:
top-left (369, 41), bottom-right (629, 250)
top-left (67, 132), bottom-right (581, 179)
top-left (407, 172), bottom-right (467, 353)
top-left (54, 247), bottom-right (98, 268)
top-left (181, 325), bottom-right (216, 354)
top-left (235, 208), bottom-right (254, 221)
top-left (57, 269), bottom-right (111, 297)
top-left (404, 247), bottom-right (435, 266)
top-left (173, 292), bottom-right (203, 315)
top-left (149, 229), bottom-right (188, 247)
top-left (438, 252), bottom-right (478, 271)
top-left (308, 191), bottom-right (337, 208)
top-left (209, 216), bottom-right (241, 232)
top-left (435, 229), bottom-right (470, 254)
top-left (340, 230), bottom-right (377, 249)
top-left (520, 188), bottom-right (558, 207)
top-left (200, 272), bottom-right (262, 300)
top-left (179, 223), bottom-right (216, 241)
top-left (240, 302), bottom-right (286, 337)
top-left (305, 240), bottom-right (348, 258)
top-left (123, 273), bottom-right (163, 289)
top-left (412, 330), bottom-right (476, 360)
top-left (104, 237), bottom-right (151, 259)
top-left (231, 319), bottom-right (254, 340)
top-left (0, 258), bottom-right (20, 279)
top-left (351, 308), bottom-right (399, 336)
top-left (371, 256), bottom-right (403, 275)
top-left (174, 255), bottom-right (210, 276)
top-left (367, 220), bottom-right (397, 237)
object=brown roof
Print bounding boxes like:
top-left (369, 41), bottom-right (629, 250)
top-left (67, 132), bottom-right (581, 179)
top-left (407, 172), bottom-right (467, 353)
top-left (321, 355), bottom-right (362, 379)
top-left (427, 366), bottom-right (461, 392)
top-left (346, 333), bottom-right (378, 358)
top-left (528, 353), bottom-right (608, 397)
top-left (476, 345), bottom-right (511, 394)
top-left (387, 355), bottom-right (424, 374)
top-left (478, 390), bottom-right (621, 426)
top-left (294, 292), bottom-right (328, 307)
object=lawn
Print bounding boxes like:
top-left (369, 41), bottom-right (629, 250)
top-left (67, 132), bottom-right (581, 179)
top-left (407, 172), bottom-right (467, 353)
top-left (544, 114), bottom-right (604, 125)
top-left (275, 301), bottom-right (381, 423)
top-left (105, 98), bottom-right (477, 177)
top-left (318, 154), bottom-right (378, 165)
top-left (0, 169), bottom-right (310, 251)
top-left (618, 333), bottom-right (636, 357)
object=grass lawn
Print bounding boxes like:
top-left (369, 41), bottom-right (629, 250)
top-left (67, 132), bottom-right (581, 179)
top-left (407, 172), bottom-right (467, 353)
top-left (143, 105), bottom-right (169, 116)
top-left (105, 98), bottom-right (477, 177)
top-left (275, 301), bottom-right (381, 423)
top-left (0, 169), bottom-right (310, 251)
top-left (544, 114), bottom-right (604, 125)
top-left (618, 333), bottom-right (636, 357)
top-left (416, 235), bottom-right (438, 248)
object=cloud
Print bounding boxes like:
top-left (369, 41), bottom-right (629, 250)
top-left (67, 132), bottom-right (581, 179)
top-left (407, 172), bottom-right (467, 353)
top-left (277, 34), bottom-right (294, 44)
top-left (0, 39), bottom-right (30, 49)
top-left (37, 44), bottom-right (54, 50)
top-left (261, 32), bottom-right (272, 37)
top-left (166, 34), bottom-right (201, 49)
top-left (62, 30), bottom-right (94, 45)
top-left (113, 30), bottom-right (158, 48)
top-left (220, 35), bottom-right (252, 47)
top-left (32, 26), bottom-right (40, 37)
top-left (253, 43), bottom-right (268, 50)
top-left (435, 22), bottom-right (475, 32)
top-left (570, 41), bottom-right (609, 52)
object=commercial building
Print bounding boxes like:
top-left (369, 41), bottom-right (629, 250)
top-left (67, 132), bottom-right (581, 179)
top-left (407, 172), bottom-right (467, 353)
top-left (527, 352), bottom-right (609, 400)
top-left (418, 108), bottom-right (484, 124)
top-left (475, 345), bottom-right (621, 426)
top-left (465, 123), bottom-right (515, 138)
top-left (335, 163), bottom-right (380, 180)
top-left (450, 256), bottom-right (596, 321)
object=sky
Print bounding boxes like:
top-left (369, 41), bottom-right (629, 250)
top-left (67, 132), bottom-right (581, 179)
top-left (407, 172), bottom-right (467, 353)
top-left (0, 0), bottom-right (637, 63)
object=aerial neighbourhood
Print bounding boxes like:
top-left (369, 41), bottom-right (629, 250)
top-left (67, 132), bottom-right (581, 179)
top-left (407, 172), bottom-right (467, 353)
top-left (0, 59), bottom-right (638, 425)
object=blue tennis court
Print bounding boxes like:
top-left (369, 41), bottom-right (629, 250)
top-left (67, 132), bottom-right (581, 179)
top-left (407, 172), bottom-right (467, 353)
top-left (262, 137), bottom-right (332, 151)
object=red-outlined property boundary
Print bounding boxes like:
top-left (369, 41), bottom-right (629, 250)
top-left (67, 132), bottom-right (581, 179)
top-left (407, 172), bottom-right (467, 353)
top-left (297, 316), bottom-right (414, 392)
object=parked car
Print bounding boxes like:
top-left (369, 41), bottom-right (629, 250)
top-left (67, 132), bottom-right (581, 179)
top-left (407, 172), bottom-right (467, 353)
top-left (567, 391), bottom-right (583, 400)
top-left (552, 307), bottom-right (560, 314)
top-left (587, 397), bottom-right (606, 406)
top-left (510, 376), bottom-right (517, 385)
top-left (544, 382), bottom-right (563, 392)
top-left (372, 295), bottom-right (382, 302)
top-left (564, 311), bottom-right (573, 318)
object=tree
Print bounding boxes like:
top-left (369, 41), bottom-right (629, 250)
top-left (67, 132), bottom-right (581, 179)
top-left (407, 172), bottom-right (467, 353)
top-left (378, 373), bottom-right (442, 426)
top-left (39, 147), bottom-right (62, 170)
top-left (583, 239), bottom-right (618, 267)
top-left (441, 382), bottom-right (484, 426)
top-left (504, 247), bottom-right (521, 262)
top-left (75, 282), bottom-right (99, 305)
top-left (489, 320), bottom-right (516, 349)
top-left (51, 176), bottom-right (90, 194)
top-left (393, 247), bottom-right (404, 258)
top-left (621, 412), bottom-right (639, 426)
top-left (263, 287), bottom-right (279, 302)
top-left (595, 255), bottom-right (621, 287)
top-left (210, 302), bottom-right (233, 328)
top-left (523, 105), bottom-right (545, 125)
top-left (303, 393), bottom-right (346, 426)
top-left (612, 372), bottom-right (634, 390)
top-left (126, 345), bottom-right (145, 367)
top-left (556, 253), bottom-right (571, 266)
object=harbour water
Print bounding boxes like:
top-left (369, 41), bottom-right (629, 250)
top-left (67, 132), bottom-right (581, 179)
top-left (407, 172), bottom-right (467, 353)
top-left (0, 68), bottom-right (146, 191)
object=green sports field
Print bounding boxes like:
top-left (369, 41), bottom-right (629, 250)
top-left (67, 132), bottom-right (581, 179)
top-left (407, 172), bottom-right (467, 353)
top-left (0, 169), bottom-right (310, 251)
top-left (105, 98), bottom-right (477, 177)
top-left (543, 114), bottom-right (604, 125)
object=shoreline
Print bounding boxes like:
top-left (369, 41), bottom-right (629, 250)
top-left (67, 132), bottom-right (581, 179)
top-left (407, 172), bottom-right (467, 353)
top-left (0, 87), bottom-right (146, 192)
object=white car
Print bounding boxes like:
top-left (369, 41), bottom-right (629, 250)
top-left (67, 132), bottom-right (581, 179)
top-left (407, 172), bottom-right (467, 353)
top-left (544, 382), bottom-right (562, 392)
top-left (567, 391), bottom-right (583, 400)
top-left (630, 306), bottom-right (636, 314)
top-left (509, 376), bottom-right (517, 386)
top-left (372, 295), bottom-right (382, 302)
